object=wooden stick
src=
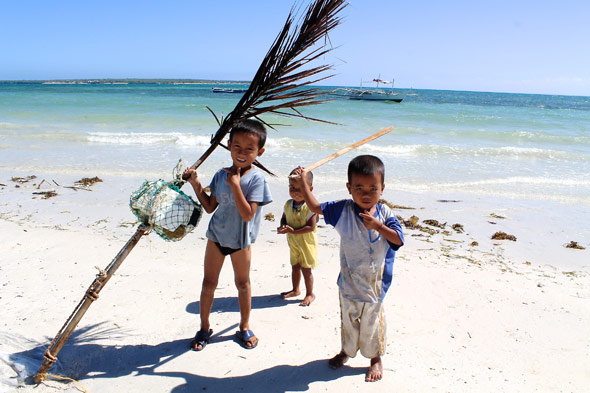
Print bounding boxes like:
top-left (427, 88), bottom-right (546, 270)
top-left (34, 224), bottom-right (149, 383)
top-left (299, 126), bottom-right (393, 173)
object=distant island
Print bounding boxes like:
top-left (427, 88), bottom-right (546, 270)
top-left (0, 78), bottom-right (250, 85)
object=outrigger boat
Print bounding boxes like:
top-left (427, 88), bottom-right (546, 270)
top-left (332, 77), bottom-right (406, 102)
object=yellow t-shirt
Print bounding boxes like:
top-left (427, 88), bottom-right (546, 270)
top-left (284, 200), bottom-right (319, 268)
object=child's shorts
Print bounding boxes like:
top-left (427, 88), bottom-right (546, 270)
top-left (339, 291), bottom-right (386, 359)
top-left (213, 242), bottom-right (241, 256)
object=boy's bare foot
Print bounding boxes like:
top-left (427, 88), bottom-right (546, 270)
top-left (365, 356), bottom-right (383, 382)
top-left (328, 352), bottom-right (349, 369)
top-left (299, 294), bottom-right (315, 306)
top-left (280, 289), bottom-right (300, 298)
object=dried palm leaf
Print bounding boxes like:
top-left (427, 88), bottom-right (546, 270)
top-left (185, 0), bottom-right (348, 175)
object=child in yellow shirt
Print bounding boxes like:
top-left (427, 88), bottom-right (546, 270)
top-left (277, 169), bottom-right (318, 306)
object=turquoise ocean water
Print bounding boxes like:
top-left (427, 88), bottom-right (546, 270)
top-left (1, 83), bottom-right (589, 206)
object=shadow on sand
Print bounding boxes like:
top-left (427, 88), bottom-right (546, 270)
top-left (9, 323), bottom-right (363, 392)
top-left (186, 293), bottom-right (300, 314)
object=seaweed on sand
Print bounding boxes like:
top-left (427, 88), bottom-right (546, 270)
top-left (452, 223), bottom-right (464, 233)
top-left (379, 198), bottom-right (414, 210)
top-left (491, 231), bottom-right (517, 241)
top-left (423, 219), bottom-right (446, 229)
top-left (32, 190), bottom-right (58, 199)
top-left (565, 241), bottom-right (585, 250)
top-left (75, 176), bottom-right (103, 186)
top-left (399, 215), bottom-right (438, 235)
top-left (11, 175), bottom-right (37, 183)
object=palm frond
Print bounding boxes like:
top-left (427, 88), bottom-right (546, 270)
top-left (188, 0), bottom-right (348, 171)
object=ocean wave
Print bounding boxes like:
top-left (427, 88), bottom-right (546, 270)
top-left (86, 132), bottom-right (212, 146)
top-left (435, 176), bottom-right (590, 188)
top-left (362, 144), bottom-right (422, 155)
top-left (392, 177), bottom-right (590, 206)
top-left (0, 122), bottom-right (31, 130)
top-left (363, 143), bottom-right (589, 161)
top-left (393, 182), bottom-right (590, 205)
top-left (391, 125), bottom-right (590, 145)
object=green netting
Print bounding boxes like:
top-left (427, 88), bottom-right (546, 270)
top-left (129, 179), bottom-right (203, 241)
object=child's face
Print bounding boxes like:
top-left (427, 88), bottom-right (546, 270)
top-left (346, 173), bottom-right (384, 211)
top-left (288, 178), bottom-right (310, 202)
top-left (228, 132), bottom-right (265, 169)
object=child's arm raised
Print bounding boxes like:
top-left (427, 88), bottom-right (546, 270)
top-left (183, 168), bottom-right (218, 214)
top-left (291, 167), bottom-right (322, 215)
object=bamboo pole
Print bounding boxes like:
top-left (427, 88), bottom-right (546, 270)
top-left (295, 126), bottom-right (393, 174)
top-left (34, 224), bottom-right (149, 383)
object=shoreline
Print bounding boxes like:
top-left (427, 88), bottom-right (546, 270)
top-left (2, 169), bottom-right (588, 271)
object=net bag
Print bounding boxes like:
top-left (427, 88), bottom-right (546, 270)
top-left (129, 180), bottom-right (203, 241)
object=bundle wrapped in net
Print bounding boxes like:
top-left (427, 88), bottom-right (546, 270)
top-left (129, 179), bottom-right (202, 241)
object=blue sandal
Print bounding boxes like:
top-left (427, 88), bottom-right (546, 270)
top-left (235, 330), bottom-right (258, 349)
top-left (190, 329), bottom-right (213, 351)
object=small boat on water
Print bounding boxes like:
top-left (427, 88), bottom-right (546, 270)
top-left (211, 87), bottom-right (248, 94)
top-left (331, 77), bottom-right (406, 102)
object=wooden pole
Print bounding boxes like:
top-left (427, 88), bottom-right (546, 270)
top-left (299, 126), bottom-right (393, 173)
top-left (34, 224), bottom-right (149, 383)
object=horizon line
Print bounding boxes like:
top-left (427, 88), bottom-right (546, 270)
top-left (0, 78), bottom-right (588, 98)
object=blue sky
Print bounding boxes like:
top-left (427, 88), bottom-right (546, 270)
top-left (1, 0), bottom-right (589, 96)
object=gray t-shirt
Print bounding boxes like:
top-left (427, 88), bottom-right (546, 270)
top-left (206, 167), bottom-right (272, 249)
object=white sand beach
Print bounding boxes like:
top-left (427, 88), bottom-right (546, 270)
top-left (1, 172), bottom-right (589, 393)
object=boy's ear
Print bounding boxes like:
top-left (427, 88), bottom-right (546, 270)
top-left (257, 147), bottom-right (265, 157)
top-left (346, 182), bottom-right (351, 194)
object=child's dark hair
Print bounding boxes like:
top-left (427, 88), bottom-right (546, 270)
top-left (229, 119), bottom-right (267, 149)
top-left (289, 168), bottom-right (313, 186)
top-left (347, 155), bottom-right (385, 183)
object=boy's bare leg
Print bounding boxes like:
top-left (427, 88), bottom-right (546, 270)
top-left (281, 264), bottom-right (301, 298)
top-left (194, 240), bottom-right (225, 350)
top-left (230, 247), bottom-right (258, 348)
top-left (366, 356), bottom-right (383, 382)
top-left (328, 351), bottom-right (349, 369)
top-left (299, 267), bottom-right (315, 306)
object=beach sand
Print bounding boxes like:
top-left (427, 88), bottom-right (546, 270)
top-left (1, 172), bottom-right (589, 393)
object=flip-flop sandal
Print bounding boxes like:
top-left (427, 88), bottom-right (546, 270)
top-left (235, 329), bottom-right (258, 349)
top-left (189, 329), bottom-right (213, 351)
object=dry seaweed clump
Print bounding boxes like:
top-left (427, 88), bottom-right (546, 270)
top-left (75, 176), bottom-right (103, 186)
top-left (452, 223), bottom-right (464, 233)
top-left (379, 198), bottom-right (414, 210)
top-left (401, 215), bottom-right (420, 229)
top-left (491, 231), bottom-right (517, 241)
top-left (565, 241), bottom-right (586, 250)
top-left (423, 219), bottom-right (446, 229)
top-left (399, 215), bottom-right (438, 235)
top-left (264, 213), bottom-right (275, 222)
top-left (12, 175), bottom-right (37, 183)
top-left (34, 190), bottom-right (58, 199)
